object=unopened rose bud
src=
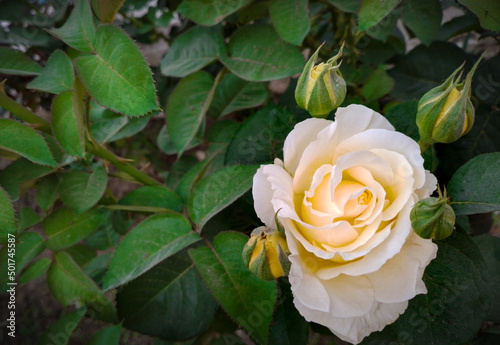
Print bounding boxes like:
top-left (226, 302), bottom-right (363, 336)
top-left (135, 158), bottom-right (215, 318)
top-left (242, 226), bottom-right (290, 281)
top-left (410, 187), bottom-right (455, 240)
top-left (416, 55), bottom-right (484, 150)
top-left (295, 43), bottom-right (346, 118)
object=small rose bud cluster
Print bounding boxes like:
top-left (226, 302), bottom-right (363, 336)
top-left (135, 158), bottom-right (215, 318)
top-left (295, 43), bottom-right (346, 118)
top-left (416, 55), bottom-right (483, 150)
top-left (410, 187), bottom-right (456, 241)
top-left (242, 225), bottom-right (290, 281)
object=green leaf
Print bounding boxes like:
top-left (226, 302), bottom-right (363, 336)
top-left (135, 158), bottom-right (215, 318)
top-left (358, 0), bottom-right (399, 32)
top-left (157, 125), bottom-right (203, 155)
top-left (448, 153), bottom-right (500, 215)
top-left (160, 26), bottom-right (227, 78)
top-left (83, 252), bottom-right (113, 285)
top-left (36, 174), bottom-right (60, 211)
top-left (362, 68), bottom-right (394, 101)
top-left (85, 214), bottom-right (120, 251)
top-left (401, 0), bottom-right (442, 45)
top-left (458, 0), bottom-right (500, 31)
top-left (177, 0), bottom-right (253, 26)
top-left (474, 235), bottom-right (500, 323)
top-left (208, 73), bottom-right (268, 119)
top-left (102, 214), bottom-right (200, 291)
top-left (108, 114), bottom-right (152, 142)
top-left (0, 232), bottom-right (45, 291)
top-left (75, 24), bottom-right (160, 116)
top-left (389, 42), bottom-right (468, 100)
top-left (383, 100), bottom-right (419, 141)
top-left (219, 24), bottom-right (305, 82)
top-left (361, 229), bottom-right (491, 345)
top-left (0, 186), bottom-right (17, 243)
top-left (327, 0), bottom-right (361, 13)
top-left (117, 250), bottom-right (218, 340)
top-left (36, 307), bottom-right (86, 345)
top-left (50, 0), bottom-right (96, 52)
top-left (0, 158), bottom-right (55, 201)
top-left (225, 105), bottom-right (296, 165)
top-left (47, 252), bottom-right (117, 323)
top-left (65, 244), bottom-right (97, 267)
top-left (43, 207), bottom-right (104, 251)
top-left (59, 166), bottom-right (108, 214)
top-left (166, 71), bottom-right (214, 156)
top-left (87, 324), bottom-right (121, 345)
top-left (0, 119), bottom-right (57, 167)
top-left (188, 165), bottom-right (259, 229)
top-left (92, 0), bottom-right (126, 23)
top-left (119, 186), bottom-right (183, 212)
top-left (27, 50), bottom-right (74, 94)
top-left (268, 278), bottom-right (309, 345)
top-left (51, 84), bottom-right (86, 157)
top-left (366, 8), bottom-right (399, 41)
top-left (18, 207), bottom-right (42, 231)
top-left (269, 0), bottom-right (310, 45)
top-left (189, 232), bottom-right (277, 344)
top-left (19, 257), bottom-right (51, 285)
top-left (0, 47), bottom-right (42, 75)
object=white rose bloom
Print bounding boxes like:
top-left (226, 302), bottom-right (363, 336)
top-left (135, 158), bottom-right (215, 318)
top-left (252, 104), bottom-right (438, 344)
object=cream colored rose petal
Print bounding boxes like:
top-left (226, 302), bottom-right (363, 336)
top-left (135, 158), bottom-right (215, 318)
top-left (283, 118), bottom-right (331, 175)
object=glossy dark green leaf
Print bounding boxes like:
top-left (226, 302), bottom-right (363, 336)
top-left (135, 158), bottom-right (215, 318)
top-left (102, 214), bottom-right (200, 290)
top-left (0, 47), bottom-right (42, 75)
top-left (166, 71), bottom-right (214, 156)
top-left (50, 0), bottom-right (96, 52)
top-left (220, 24), bottom-right (304, 82)
top-left (87, 324), bottom-right (121, 345)
top-left (36, 307), bottom-right (86, 345)
top-left (383, 101), bottom-right (419, 141)
top-left (0, 119), bottom-right (57, 167)
top-left (448, 153), bottom-right (500, 215)
top-left (177, 0), bottom-right (252, 26)
top-left (225, 105), bottom-right (296, 165)
top-left (108, 114), bottom-right (152, 142)
top-left (473, 235), bottom-right (500, 322)
top-left (365, 8), bottom-right (399, 42)
top-left (160, 26), bottom-right (227, 78)
top-left (51, 84), bottom-right (86, 157)
top-left (59, 166), bottom-right (107, 214)
top-left (157, 125), bottom-right (203, 156)
top-left (27, 50), bottom-right (74, 94)
top-left (458, 0), bottom-right (500, 31)
top-left (389, 42), bottom-right (468, 100)
top-left (19, 257), bottom-right (51, 285)
top-left (188, 165), bottom-right (259, 229)
top-left (268, 278), bottom-right (309, 345)
top-left (0, 186), bottom-right (16, 243)
top-left (43, 207), bottom-right (104, 251)
top-left (83, 252), bottom-right (113, 285)
top-left (269, 0), bottom-right (310, 45)
top-left (36, 174), bottom-right (60, 211)
top-left (208, 73), bottom-right (268, 119)
top-left (189, 232), bottom-right (277, 344)
top-left (358, 0), bottom-right (399, 31)
top-left (0, 158), bottom-right (55, 201)
top-left (362, 69), bottom-right (394, 101)
top-left (361, 230), bottom-right (491, 345)
top-left (401, 0), bottom-right (442, 45)
top-left (119, 186), bottom-right (183, 212)
top-left (18, 207), bottom-right (42, 231)
top-left (75, 25), bottom-right (160, 116)
top-left (117, 251), bottom-right (217, 340)
top-left (47, 252), bottom-right (117, 323)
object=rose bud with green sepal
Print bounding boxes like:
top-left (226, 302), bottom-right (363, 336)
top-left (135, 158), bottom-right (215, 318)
top-left (416, 54), bottom-right (484, 151)
top-left (410, 187), bottom-right (456, 240)
top-left (295, 43), bottom-right (346, 118)
top-left (242, 226), bottom-right (291, 281)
